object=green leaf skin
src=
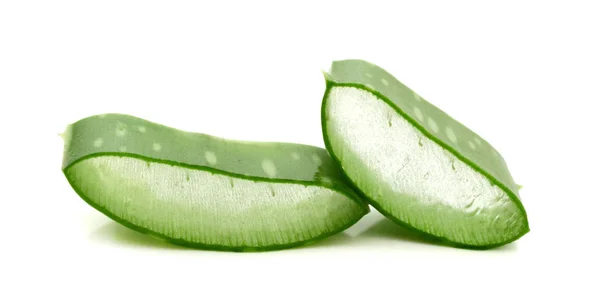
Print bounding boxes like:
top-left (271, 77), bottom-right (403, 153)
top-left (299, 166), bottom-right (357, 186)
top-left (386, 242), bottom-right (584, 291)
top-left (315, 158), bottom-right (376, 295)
top-left (322, 59), bottom-right (529, 249)
top-left (62, 114), bottom-right (369, 251)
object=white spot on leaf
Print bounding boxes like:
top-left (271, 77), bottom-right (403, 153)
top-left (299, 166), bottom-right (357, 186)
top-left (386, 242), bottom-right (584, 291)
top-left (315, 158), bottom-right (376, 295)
top-left (153, 143), bottom-right (162, 151)
top-left (261, 159), bottom-right (277, 178)
top-left (381, 78), bottom-right (389, 86)
top-left (138, 126), bottom-right (146, 133)
top-left (93, 138), bottom-right (103, 147)
top-left (311, 154), bottom-right (322, 166)
top-left (204, 151), bottom-right (217, 165)
top-left (365, 72), bottom-right (373, 78)
top-left (445, 127), bottom-right (457, 143)
top-left (468, 141), bottom-right (476, 150)
top-left (116, 128), bottom-right (127, 137)
top-left (291, 152), bottom-right (300, 160)
top-left (413, 106), bottom-right (424, 122)
top-left (115, 122), bottom-right (128, 137)
top-left (427, 117), bottom-right (439, 133)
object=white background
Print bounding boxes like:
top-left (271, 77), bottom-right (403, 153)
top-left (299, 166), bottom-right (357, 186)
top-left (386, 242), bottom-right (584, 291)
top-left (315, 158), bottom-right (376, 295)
top-left (1, 1), bottom-right (599, 296)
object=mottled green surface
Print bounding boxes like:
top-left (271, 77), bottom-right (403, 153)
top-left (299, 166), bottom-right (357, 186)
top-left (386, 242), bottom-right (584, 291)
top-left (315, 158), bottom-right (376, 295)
top-left (62, 114), bottom-right (368, 251)
top-left (63, 114), bottom-right (347, 185)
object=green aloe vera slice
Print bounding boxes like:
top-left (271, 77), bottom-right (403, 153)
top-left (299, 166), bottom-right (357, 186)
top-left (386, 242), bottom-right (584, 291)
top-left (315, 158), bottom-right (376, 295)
top-left (321, 59), bottom-right (529, 248)
top-left (62, 114), bottom-right (368, 251)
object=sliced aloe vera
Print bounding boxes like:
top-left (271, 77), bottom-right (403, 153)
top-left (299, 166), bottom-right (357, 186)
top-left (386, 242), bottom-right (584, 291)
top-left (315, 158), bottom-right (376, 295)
top-left (62, 114), bottom-right (368, 251)
top-left (322, 59), bottom-right (529, 248)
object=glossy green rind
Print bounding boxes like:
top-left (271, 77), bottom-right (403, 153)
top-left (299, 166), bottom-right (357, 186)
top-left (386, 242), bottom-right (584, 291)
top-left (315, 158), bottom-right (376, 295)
top-left (63, 114), bottom-right (369, 251)
top-left (321, 59), bottom-right (529, 249)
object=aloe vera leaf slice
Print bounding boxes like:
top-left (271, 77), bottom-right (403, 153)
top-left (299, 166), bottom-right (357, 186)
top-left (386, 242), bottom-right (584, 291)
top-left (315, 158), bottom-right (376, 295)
top-left (62, 114), bottom-right (369, 251)
top-left (321, 59), bottom-right (529, 248)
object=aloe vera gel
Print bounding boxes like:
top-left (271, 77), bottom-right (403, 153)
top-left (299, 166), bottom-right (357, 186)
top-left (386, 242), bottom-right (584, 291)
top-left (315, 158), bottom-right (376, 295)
top-left (62, 114), bottom-right (368, 251)
top-left (321, 60), bottom-right (528, 248)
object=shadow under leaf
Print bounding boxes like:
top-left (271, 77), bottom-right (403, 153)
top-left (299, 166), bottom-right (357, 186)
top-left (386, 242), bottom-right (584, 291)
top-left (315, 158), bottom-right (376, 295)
top-left (361, 216), bottom-right (444, 246)
top-left (90, 221), bottom-right (187, 250)
top-left (90, 220), bottom-right (355, 252)
top-left (302, 232), bottom-right (354, 250)
top-left (360, 213), bottom-right (519, 252)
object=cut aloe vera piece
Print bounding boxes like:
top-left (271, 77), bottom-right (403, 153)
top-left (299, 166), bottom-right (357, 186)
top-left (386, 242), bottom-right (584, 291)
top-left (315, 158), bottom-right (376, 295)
top-left (62, 114), bottom-right (368, 251)
top-left (322, 59), bottom-right (529, 248)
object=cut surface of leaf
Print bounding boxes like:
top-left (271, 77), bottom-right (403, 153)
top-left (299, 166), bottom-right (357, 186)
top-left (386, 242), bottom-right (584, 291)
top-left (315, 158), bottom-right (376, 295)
top-left (63, 114), bottom-right (368, 251)
top-left (322, 60), bottom-right (529, 248)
